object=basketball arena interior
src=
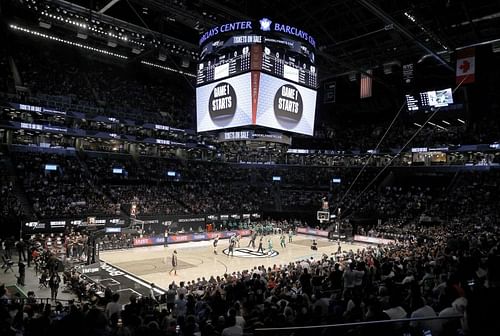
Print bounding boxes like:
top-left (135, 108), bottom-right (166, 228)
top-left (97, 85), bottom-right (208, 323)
top-left (1, 1), bottom-right (500, 335)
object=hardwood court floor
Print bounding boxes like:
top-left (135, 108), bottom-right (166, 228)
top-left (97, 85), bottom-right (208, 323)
top-left (99, 234), bottom-right (367, 290)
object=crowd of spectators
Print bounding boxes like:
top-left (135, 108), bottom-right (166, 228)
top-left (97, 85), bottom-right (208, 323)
top-left (84, 155), bottom-right (139, 181)
top-left (85, 157), bottom-right (274, 215)
top-left (7, 37), bottom-right (194, 128)
top-left (106, 184), bottom-right (187, 216)
top-left (6, 148), bottom-right (500, 224)
top-left (279, 166), bottom-right (381, 212)
top-left (0, 152), bottom-right (24, 223)
top-left (344, 185), bottom-right (435, 219)
top-left (2, 17), bottom-right (500, 336)
top-left (171, 183), bottom-right (269, 214)
top-left (429, 170), bottom-right (500, 223)
top-left (3, 35), bottom-right (500, 157)
top-left (0, 180), bottom-right (24, 223)
top-left (2, 212), bottom-right (500, 336)
top-left (313, 115), bottom-right (500, 153)
top-left (6, 151), bottom-right (275, 218)
top-left (2, 154), bottom-right (500, 336)
top-left (12, 152), bottom-right (120, 218)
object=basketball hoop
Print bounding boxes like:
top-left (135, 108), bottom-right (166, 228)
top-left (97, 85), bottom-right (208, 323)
top-left (317, 210), bottom-right (330, 224)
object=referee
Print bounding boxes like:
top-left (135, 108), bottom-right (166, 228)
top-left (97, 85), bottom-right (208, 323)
top-left (169, 250), bottom-right (178, 275)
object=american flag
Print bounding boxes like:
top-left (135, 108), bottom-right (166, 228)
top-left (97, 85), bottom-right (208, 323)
top-left (360, 69), bottom-right (373, 98)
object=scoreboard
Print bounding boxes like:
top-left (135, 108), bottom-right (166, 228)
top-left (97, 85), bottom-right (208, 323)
top-left (405, 88), bottom-right (454, 112)
top-left (197, 34), bottom-right (317, 89)
top-left (261, 46), bottom-right (317, 89)
top-left (196, 46), bottom-right (251, 85)
top-left (196, 18), bottom-right (318, 135)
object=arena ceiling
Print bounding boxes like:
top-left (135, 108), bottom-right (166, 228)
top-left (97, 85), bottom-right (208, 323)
top-left (61, 0), bottom-right (500, 77)
top-left (4, 0), bottom-right (500, 83)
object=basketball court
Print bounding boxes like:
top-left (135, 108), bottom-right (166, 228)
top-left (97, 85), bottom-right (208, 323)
top-left (98, 234), bottom-right (368, 291)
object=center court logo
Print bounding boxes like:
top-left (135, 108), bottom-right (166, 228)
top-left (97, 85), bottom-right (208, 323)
top-left (259, 18), bottom-right (272, 32)
top-left (223, 247), bottom-right (279, 258)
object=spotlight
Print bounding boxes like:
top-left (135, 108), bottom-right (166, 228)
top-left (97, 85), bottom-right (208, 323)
top-left (10, 23), bottom-right (127, 59)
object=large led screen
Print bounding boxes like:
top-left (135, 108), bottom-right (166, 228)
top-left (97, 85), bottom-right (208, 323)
top-left (196, 72), bottom-right (252, 132)
top-left (196, 72), bottom-right (317, 135)
top-left (256, 73), bottom-right (316, 135)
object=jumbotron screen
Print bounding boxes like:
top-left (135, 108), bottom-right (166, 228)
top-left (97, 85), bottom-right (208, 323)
top-left (196, 73), bottom-right (316, 135)
top-left (196, 38), bottom-right (317, 89)
top-left (256, 74), bottom-right (316, 135)
top-left (196, 18), bottom-right (318, 135)
top-left (406, 88), bottom-right (454, 112)
top-left (196, 73), bottom-right (253, 132)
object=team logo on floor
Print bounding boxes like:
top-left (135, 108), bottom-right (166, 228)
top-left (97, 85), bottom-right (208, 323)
top-left (222, 247), bottom-right (279, 258)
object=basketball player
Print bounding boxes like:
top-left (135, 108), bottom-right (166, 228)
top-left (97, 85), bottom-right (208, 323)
top-left (213, 235), bottom-right (219, 254)
top-left (267, 238), bottom-right (273, 255)
top-left (288, 228), bottom-right (293, 243)
top-left (280, 234), bottom-right (286, 248)
top-left (247, 231), bottom-right (257, 248)
top-left (311, 239), bottom-right (318, 251)
top-left (169, 250), bottom-right (178, 275)
top-left (257, 237), bottom-right (264, 253)
top-left (228, 237), bottom-right (235, 256)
